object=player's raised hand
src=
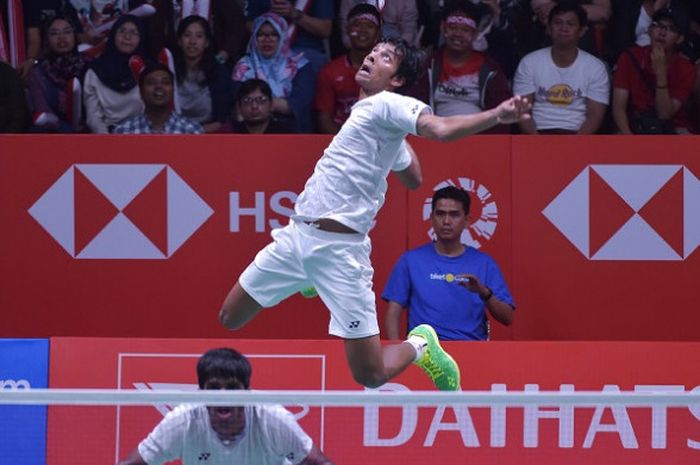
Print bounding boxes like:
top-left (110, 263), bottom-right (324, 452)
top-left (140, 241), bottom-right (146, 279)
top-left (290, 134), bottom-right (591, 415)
top-left (495, 95), bottom-right (532, 124)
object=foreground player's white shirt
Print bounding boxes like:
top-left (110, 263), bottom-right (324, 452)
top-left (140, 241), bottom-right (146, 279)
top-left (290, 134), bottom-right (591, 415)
top-left (294, 91), bottom-right (429, 235)
top-left (138, 404), bottom-right (313, 465)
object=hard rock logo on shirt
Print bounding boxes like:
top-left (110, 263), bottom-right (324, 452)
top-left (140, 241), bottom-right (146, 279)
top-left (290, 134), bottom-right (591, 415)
top-left (537, 84), bottom-right (582, 106)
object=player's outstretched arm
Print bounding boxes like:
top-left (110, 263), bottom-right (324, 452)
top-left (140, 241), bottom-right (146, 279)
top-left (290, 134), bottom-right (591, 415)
top-left (417, 95), bottom-right (531, 142)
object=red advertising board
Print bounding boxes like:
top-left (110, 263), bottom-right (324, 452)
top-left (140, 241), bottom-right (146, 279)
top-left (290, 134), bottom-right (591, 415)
top-left (47, 337), bottom-right (700, 465)
top-left (3, 135), bottom-right (700, 341)
top-left (511, 136), bottom-right (700, 340)
top-left (0, 135), bottom-right (406, 339)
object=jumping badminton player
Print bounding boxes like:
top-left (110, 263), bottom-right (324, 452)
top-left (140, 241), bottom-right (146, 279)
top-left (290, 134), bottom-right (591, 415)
top-left (219, 37), bottom-right (530, 391)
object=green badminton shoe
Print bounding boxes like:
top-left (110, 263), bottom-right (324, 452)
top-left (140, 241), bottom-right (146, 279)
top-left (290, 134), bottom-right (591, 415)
top-left (408, 324), bottom-right (461, 391)
top-left (299, 287), bottom-right (318, 298)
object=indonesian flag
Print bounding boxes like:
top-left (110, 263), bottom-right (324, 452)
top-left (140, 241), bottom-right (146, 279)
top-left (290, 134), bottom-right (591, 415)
top-left (67, 77), bottom-right (82, 130)
top-left (3, 0), bottom-right (26, 67)
top-left (0, 12), bottom-right (9, 64)
top-left (158, 47), bottom-right (179, 112)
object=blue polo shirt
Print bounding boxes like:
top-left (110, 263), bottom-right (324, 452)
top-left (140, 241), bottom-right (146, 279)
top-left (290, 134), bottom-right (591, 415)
top-left (382, 243), bottom-right (515, 340)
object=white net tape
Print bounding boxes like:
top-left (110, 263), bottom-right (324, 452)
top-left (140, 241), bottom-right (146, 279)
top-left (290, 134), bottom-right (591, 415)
top-left (1, 388), bottom-right (699, 406)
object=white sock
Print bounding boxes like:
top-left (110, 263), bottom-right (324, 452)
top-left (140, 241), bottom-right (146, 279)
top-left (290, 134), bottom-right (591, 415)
top-left (405, 335), bottom-right (428, 362)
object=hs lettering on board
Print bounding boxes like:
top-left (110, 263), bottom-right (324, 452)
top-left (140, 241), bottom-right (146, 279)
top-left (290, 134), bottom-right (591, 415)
top-left (229, 191), bottom-right (297, 232)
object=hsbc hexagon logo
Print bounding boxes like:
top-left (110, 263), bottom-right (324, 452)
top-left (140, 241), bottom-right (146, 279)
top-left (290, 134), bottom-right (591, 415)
top-left (422, 177), bottom-right (498, 249)
top-left (28, 164), bottom-right (213, 259)
top-left (543, 164), bottom-right (700, 261)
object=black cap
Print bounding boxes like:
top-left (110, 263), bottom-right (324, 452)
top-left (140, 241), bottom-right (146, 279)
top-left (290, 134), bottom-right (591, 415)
top-left (652, 7), bottom-right (689, 36)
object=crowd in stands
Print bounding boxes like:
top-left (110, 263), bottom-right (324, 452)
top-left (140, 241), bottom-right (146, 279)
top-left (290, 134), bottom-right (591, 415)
top-left (2, 0), bottom-right (700, 134)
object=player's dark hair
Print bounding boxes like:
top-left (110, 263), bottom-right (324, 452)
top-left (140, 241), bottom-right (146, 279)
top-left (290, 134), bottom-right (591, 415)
top-left (237, 78), bottom-right (273, 103)
top-left (197, 347), bottom-right (252, 389)
top-left (432, 186), bottom-right (471, 215)
top-left (377, 36), bottom-right (424, 92)
top-left (548, 0), bottom-right (588, 27)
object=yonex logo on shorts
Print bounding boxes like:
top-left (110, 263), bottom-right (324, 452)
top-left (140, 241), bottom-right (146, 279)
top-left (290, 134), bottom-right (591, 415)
top-left (543, 164), bottom-right (700, 260)
top-left (349, 320), bottom-right (360, 329)
top-left (28, 164), bottom-right (213, 259)
top-left (423, 177), bottom-right (498, 249)
top-left (198, 452), bottom-right (211, 461)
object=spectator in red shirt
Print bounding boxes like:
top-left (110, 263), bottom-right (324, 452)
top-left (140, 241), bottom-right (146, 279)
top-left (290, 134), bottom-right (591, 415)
top-left (612, 6), bottom-right (697, 134)
top-left (314, 3), bottom-right (380, 134)
top-left (428, 0), bottom-right (513, 134)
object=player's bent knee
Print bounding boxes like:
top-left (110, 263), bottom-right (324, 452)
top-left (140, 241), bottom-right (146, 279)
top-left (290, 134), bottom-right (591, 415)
top-left (219, 282), bottom-right (264, 331)
top-left (351, 370), bottom-right (387, 389)
top-left (218, 307), bottom-right (244, 330)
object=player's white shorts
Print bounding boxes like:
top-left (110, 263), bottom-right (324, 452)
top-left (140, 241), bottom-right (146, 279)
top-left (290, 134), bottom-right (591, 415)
top-left (239, 221), bottom-right (379, 339)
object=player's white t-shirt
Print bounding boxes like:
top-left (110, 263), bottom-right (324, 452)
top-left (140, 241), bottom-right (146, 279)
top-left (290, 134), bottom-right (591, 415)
top-left (513, 47), bottom-right (609, 131)
top-left (293, 90), bottom-right (429, 235)
top-left (138, 404), bottom-right (313, 465)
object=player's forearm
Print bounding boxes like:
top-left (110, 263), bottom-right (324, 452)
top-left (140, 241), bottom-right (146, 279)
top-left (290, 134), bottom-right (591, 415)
top-left (395, 143), bottom-right (422, 189)
top-left (417, 109), bottom-right (500, 141)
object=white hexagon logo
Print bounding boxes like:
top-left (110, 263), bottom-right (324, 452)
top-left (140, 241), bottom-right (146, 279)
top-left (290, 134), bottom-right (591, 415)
top-left (543, 164), bottom-right (700, 260)
top-left (28, 164), bottom-right (213, 259)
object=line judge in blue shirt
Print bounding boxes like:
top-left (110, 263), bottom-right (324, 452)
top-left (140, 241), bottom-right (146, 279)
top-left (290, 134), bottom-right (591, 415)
top-left (382, 185), bottom-right (515, 341)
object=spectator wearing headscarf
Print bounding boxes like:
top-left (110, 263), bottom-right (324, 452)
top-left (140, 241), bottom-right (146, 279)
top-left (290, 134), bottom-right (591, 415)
top-left (232, 12), bottom-right (313, 133)
top-left (83, 14), bottom-right (145, 133)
